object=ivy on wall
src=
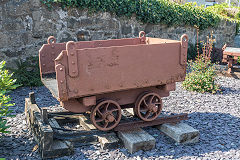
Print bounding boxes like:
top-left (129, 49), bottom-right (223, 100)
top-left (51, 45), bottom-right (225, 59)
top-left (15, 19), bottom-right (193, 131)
top-left (41, 0), bottom-right (221, 30)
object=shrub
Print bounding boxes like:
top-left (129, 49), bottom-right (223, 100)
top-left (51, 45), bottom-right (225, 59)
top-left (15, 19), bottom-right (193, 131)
top-left (0, 61), bottom-right (18, 135)
top-left (183, 33), bottom-right (220, 94)
top-left (41, 0), bottom-right (221, 30)
top-left (182, 56), bottom-right (219, 93)
top-left (10, 56), bottom-right (42, 87)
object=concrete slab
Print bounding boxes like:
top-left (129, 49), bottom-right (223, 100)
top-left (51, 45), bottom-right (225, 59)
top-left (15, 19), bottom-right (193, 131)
top-left (118, 128), bottom-right (156, 153)
top-left (98, 132), bottom-right (121, 149)
top-left (156, 122), bottom-right (199, 144)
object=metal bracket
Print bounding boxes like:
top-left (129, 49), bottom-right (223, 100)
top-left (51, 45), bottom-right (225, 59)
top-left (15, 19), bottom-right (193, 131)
top-left (56, 64), bottom-right (68, 101)
top-left (66, 41), bottom-right (78, 78)
top-left (180, 34), bottom-right (188, 65)
top-left (139, 31), bottom-right (146, 44)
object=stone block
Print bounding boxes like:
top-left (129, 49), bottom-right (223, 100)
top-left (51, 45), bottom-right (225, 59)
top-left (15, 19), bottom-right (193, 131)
top-left (98, 133), bottom-right (121, 150)
top-left (156, 122), bottom-right (199, 144)
top-left (118, 128), bottom-right (156, 153)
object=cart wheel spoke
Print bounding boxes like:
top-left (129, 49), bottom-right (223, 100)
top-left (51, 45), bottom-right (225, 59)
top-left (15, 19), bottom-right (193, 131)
top-left (149, 95), bottom-right (155, 103)
top-left (90, 100), bottom-right (122, 131)
top-left (143, 99), bottom-right (148, 107)
top-left (103, 121), bottom-right (109, 128)
top-left (95, 118), bottom-right (104, 123)
top-left (144, 111), bottom-right (151, 119)
top-left (105, 102), bottom-right (110, 112)
top-left (109, 108), bottom-right (119, 113)
top-left (97, 109), bottom-right (103, 117)
top-left (140, 108), bottom-right (148, 112)
top-left (135, 92), bottom-right (162, 121)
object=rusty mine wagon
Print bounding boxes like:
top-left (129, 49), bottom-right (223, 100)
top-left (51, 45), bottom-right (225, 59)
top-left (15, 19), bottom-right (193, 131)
top-left (39, 31), bottom-right (188, 131)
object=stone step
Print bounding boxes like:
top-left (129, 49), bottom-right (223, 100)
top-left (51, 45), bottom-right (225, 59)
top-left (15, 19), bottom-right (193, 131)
top-left (156, 122), bottom-right (199, 144)
top-left (98, 132), bottom-right (121, 150)
top-left (117, 128), bottom-right (156, 154)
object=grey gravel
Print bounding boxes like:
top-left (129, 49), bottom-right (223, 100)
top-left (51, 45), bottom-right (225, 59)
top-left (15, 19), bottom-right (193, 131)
top-left (0, 76), bottom-right (240, 160)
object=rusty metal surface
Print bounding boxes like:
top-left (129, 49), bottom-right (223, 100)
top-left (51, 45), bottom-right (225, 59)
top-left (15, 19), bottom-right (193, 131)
top-left (40, 31), bottom-right (188, 124)
top-left (114, 113), bottom-right (188, 131)
top-left (54, 35), bottom-right (187, 101)
top-left (39, 37), bottom-right (145, 75)
top-left (134, 92), bottom-right (163, 121)
top-left (90, 100), bottom-right (122, 131)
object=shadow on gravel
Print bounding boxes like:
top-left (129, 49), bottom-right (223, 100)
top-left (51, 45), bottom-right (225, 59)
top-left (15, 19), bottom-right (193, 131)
top-left (0, 135), bottom-right (38, 159)
top-left (219, 86), bottom-right (240, 95)
top-left (118, 112), bottom-right (240, 159)
top-left (9, 86), bottom-right (59, 113)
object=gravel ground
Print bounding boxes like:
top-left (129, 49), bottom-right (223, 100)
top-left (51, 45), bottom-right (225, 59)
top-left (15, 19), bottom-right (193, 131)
top-left (0, 76), bottom-right (240, 160)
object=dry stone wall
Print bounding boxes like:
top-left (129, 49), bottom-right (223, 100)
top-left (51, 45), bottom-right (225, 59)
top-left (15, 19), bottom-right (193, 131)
top-left (0, 0), bottom-right (237, 67)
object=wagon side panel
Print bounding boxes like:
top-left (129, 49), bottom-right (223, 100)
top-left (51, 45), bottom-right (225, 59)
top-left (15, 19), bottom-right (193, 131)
top-left (39, 38), bottom-right (142, 76)
top-left (39, 43), bottom-right (66, 75)
top-left (64, 43), bottom-right (186, 99)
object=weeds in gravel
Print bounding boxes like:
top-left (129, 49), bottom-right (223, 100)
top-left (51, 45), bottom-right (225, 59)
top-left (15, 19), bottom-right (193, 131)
top-left (0, 61), bottom-right (18, 136)
top-left (9, 56), bottom-right (42, 87)
top-left (183, 32), bottom-right (220, 94)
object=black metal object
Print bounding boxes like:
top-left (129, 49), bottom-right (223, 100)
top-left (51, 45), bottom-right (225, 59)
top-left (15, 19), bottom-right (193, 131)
top-left (114, 113), bottom-right (188, 131)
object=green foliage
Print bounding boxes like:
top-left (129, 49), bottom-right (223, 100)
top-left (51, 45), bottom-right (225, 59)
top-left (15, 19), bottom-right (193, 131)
top-left (206, 3), bottom-right (240, 34)
top-left (238, 57), bottom-right (240, 64)
top-left (187, 43), bottom-right (204, 60)
top-left (206, 3), bottom-right (240, 21)
top-left (182, 55), bottom-right (219, 94)
top-left (41, 0), bottom-right (221, 30)
top-left (10, 57), bottom-right (42, 87)
top-left (0, 61), bottom-right (18, 135)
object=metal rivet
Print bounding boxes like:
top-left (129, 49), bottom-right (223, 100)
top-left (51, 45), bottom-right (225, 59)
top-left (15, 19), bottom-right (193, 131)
top-left (70, 52), bottom-right (74, 56)
top-left (52, 52), bottom-right (55, 55)
top-left (42, 54), bottom-right (45, 57)
top-left (72, 70), bottom-right (76, 73)
top-left (51, 45), bottom-right (54, 49)
top-left (72, 61), bottom-right (75, 65)
top-left (43, 64), bottom-right (46, 66)
top-left (60, 80), bottom-right (63, 83)
top-left (60, 68), bottom-right (63, 71)
top-left (74, 89), bottom-right (78, 93)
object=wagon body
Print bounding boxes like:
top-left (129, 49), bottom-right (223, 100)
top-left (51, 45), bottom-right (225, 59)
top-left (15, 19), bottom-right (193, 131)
top-left (39, 32), bottom-right (188, 130)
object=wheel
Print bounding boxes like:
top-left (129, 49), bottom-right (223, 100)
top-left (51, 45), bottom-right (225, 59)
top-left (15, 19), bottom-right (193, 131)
top-left (134, 92), bottom-right (162, 121)
top-left (90, 100), bottom-right (122, 131)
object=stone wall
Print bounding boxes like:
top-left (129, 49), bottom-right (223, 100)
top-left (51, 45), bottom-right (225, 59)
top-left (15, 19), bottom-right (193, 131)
top-left (0, 0), bottom-right (237, 67)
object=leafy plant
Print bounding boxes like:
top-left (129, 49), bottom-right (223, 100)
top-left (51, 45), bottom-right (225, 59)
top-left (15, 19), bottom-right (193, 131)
top-left (0, 61), bottom-right (18, 135)
top-left (10, 57), bottom-right (42, 87)
top-left (41, 0), bottom-right (221, 30)
top-left (183, 32), bottom-right (220, 94)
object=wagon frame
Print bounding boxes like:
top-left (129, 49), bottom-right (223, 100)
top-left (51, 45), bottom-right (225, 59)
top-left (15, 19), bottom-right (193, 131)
top-left (39, 31), bottom-right (188, 131)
